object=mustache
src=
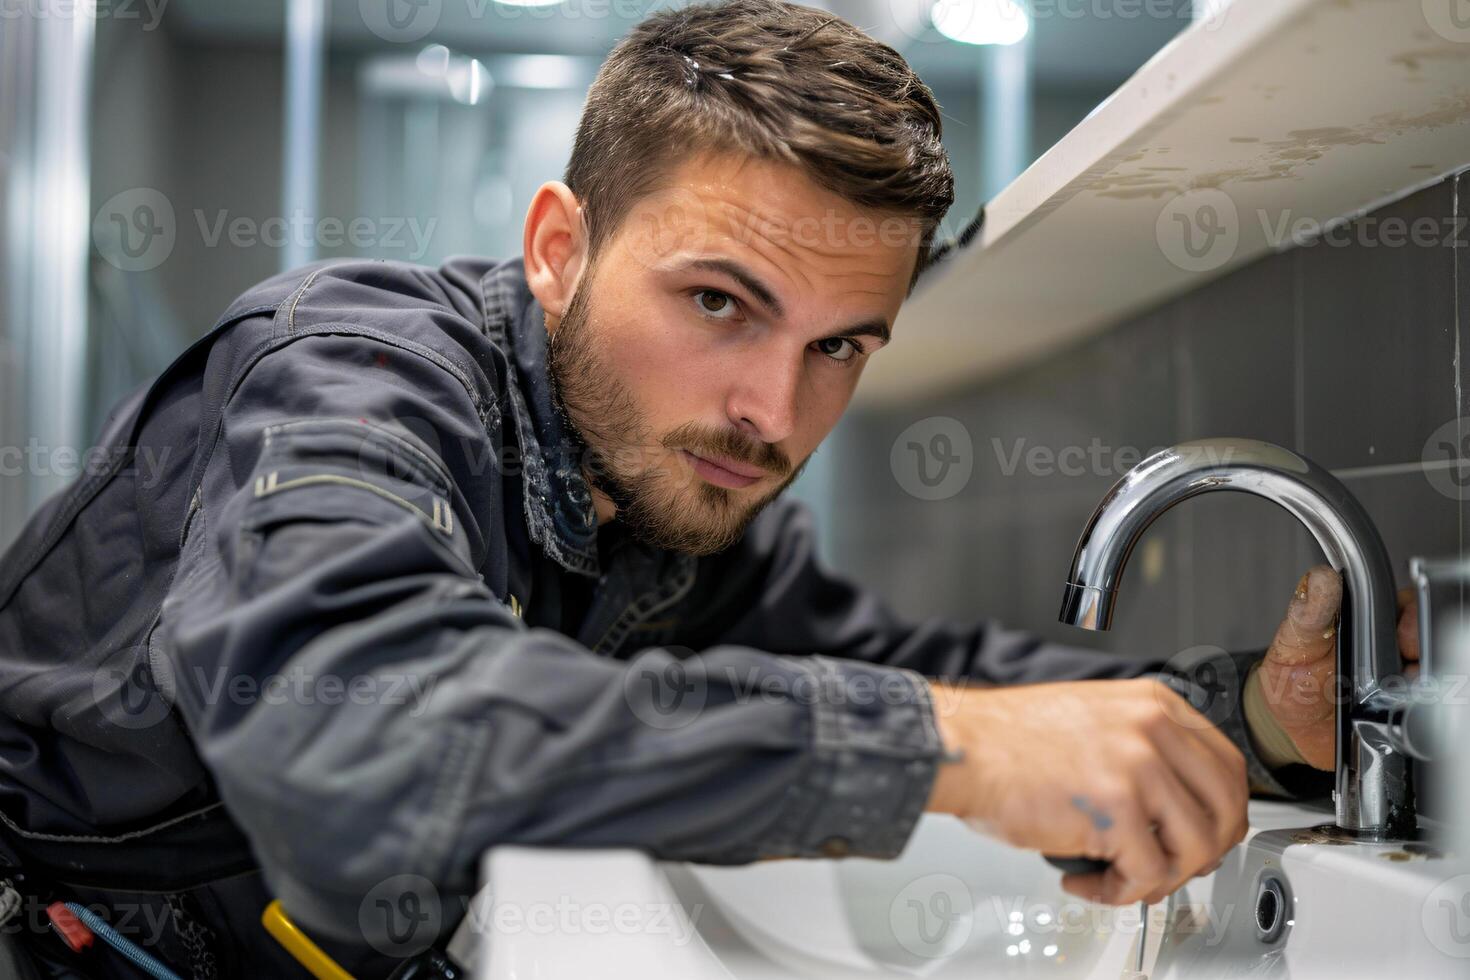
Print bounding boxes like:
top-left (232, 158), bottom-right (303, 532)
top-left (663, 421), bottom-right (790, 477)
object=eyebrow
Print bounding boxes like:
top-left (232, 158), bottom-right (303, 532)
top-left (679, 257), bottom-right (892, 345)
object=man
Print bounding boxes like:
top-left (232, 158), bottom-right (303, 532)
top-left (0, 0), bottom-right (1419, 977)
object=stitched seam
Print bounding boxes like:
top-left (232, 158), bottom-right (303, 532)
top-left (208, 323), bottom-right (491, 527)
top-left (262, 418), bottom-right (454, 496)
top-left (418, 720), bottom-right (493, 884)
top-left (495, 269), bottom-right (598, 569)
top-left (0, 801), bottom-right (231, 844)
top-left (285, 266), bottom-right (329, 335)
top-left (0, 461), bottom-right (124, 610)
top-left (284, 323), bottom-right (487, 418)
top-left (142, 605), bottom-right (172, 709)
top-left (593, 555), bottom-right (698, 656)
top-left (176, 487), bottom-right (203, 551)
top-left (249, 473), bottom-right (453, 535)
top-left (210, 303), bottom-right (278, 333)
top-left (170, 504), bottom-right (217, 600)
top-left (478, 265), bottom-right (599, 573)
top-left (194, 322), bottom-right (495, 546)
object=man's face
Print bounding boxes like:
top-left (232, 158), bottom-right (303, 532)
top-left (546, 151), bottom-right (920, 556)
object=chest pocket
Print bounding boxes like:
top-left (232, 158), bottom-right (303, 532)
top-left (235, 417), bottom-right (476, 580)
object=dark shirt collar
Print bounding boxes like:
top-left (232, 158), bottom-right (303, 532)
top-left (477, 256), bottom-right (602, 576)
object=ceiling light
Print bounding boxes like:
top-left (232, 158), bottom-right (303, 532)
top-left (931, 0), bottom-right (1030, 45)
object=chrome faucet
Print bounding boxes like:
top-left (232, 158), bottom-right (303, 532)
top-left (1058, 438), bottom-right (1421, 839)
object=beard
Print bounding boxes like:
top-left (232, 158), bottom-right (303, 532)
top-left (545, 265), bottom-right (810, 556)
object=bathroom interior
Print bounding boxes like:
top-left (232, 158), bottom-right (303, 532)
top-left (1, 0), bottom-right (1468, 977)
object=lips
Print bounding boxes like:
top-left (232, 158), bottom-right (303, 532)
top-left (688, 450), bottom-right (766, 479)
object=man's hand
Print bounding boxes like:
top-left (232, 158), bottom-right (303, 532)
top-left (1255, 565), bottom-right (1421, 770)
top-left (926, 678), bottom-right (1248, 906)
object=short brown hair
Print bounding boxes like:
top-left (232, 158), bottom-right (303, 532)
top-left (564, 0), bottom-right (955, 293)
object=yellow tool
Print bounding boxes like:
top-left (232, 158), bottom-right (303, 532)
top-left (261, 900), bottom-right (355, 980)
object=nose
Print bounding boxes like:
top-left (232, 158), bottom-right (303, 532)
top-left (725, 344), bottom-right (801, 446)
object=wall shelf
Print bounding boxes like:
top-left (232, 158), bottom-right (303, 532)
top-left (858, 0), bottom-right (1470, 407)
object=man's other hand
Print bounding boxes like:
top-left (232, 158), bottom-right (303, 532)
top-left (1255, 565), bottom-right (1420, 770)
top-left (926, 677), bottom-right (1248, 906)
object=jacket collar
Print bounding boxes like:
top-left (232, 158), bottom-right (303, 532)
top-left (477, 256), bottom-right (602, 577)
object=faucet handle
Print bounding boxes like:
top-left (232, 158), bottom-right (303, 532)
top-left (1398, 556), bottom-right (1470, 762)
top-left (1409, 554), bottom-right (1470, 679)
top-left (1410, 556), bottom-right (1435, 677)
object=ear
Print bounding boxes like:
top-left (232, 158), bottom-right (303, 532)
top-left (523, 181), bottom-right (588, 330)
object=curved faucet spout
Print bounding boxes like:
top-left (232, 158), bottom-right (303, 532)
top-left (1058, 438), bottom-right (1414, 838)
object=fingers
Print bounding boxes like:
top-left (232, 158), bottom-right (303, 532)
top-left (1106, 796), bottom-right (1175, 905)
top-left (1058, 753), bottom-right (1229, 907)
top-left (1059, 691), bottom-right (1247, 907)
top-left (1158, 683), bottom-right (1246, 777)
top-left (1059, 785), bottom-right (1169, 905)
top-left (1059, 751), bottom-right (1245, 907)
top-left (1061, 828), bottom-right (1169, 906)
top-left (1151, 726), bottom-right (1248, 860)
top-left (1266, 565), bottom-right (1342, 667)
top-left (1396, 587), bottom-right (1421, 662)
top-left (1136, 759), bottom-right (1220, 903)
top-left (1262, 566), bottom-right (1342, 741)
top-left (1148, 682), bottom-right (1250, 849)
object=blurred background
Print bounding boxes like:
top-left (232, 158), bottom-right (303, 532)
top-left (2, 0), bottom-right (1463, 690)
top-left (0, 0), bottom-right (1205, 550)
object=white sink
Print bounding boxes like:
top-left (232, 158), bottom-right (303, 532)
top-left (468, 802), bottom-right (1469, 979)
top-left (1150, 801), bottom-right (1470, 980)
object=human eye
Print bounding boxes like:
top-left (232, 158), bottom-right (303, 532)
top-left (811, 336), bottom-right (865, 365)
top-left (689, 288), bottom-right (744, 322)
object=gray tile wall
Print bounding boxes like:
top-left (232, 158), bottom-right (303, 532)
top-left (831, 171), bottom-right (1468, 670)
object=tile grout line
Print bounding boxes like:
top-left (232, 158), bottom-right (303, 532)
top-left (1293, 248), bottom-right (1306, 456)
top-left (1333, 459), bottom-right (1467, 480)
top-left (1175, 310), bottom-right (1194, 650)
top-left (1455, 175), bottom-right (1464, 559)
top-left (1292, 248), bottom-right (1310, 578)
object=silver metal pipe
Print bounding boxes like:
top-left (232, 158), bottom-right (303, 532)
top-left (1058, 438), bottom-right (1416, 839)
top-left (1409, 556), bottom-right (1470, 858)
top-left (16, 6), bottom-right (95, 515)
top-left (281, 0), bottom-right (328, 272)
top-left (980, 28), bottom-right (1032, 202)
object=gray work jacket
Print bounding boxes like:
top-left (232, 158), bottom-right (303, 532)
top-left (0, 255), bottom-right (1326, 977)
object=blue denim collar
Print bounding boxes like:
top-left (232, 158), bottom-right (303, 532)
top-left (477, 257), bottom-right (602, 577)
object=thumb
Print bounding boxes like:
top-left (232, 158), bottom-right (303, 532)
top-left (1395, 587), bottom-right (1421, 664)
top-left (1266, 565), bottom-right (1342, 667)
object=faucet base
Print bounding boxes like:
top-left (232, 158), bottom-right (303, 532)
top-left (1292, 821), bottom-right (1430, 848)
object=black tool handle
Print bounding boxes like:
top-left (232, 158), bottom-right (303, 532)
top-left (1043, 854), bottom-right (1112, 875)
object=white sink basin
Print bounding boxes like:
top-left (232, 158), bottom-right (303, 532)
top-left (468, 801), bottom-right (1469, 979)
top-left (1150, 801), bottom-right (1470, 980)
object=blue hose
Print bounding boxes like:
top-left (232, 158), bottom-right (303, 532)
top-left (62, 901), bottom-right (183, 980)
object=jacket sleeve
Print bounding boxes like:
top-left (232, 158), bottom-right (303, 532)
top-left (685, 495), bottom-right (1335, 802)
top-left (156, 325), bottom-right (946, 948)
